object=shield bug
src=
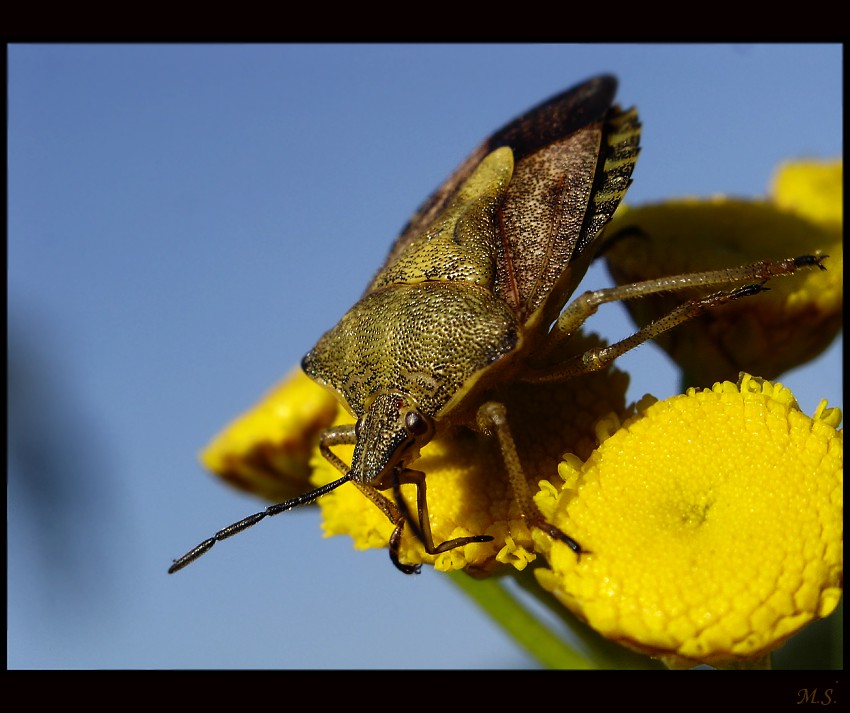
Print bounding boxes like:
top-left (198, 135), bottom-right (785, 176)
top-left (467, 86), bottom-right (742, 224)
top-left (170, 75), bottom-right (826, 575)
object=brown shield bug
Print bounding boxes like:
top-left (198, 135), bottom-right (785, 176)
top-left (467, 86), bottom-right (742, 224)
top-left (170, 75), bottom-right (825, 575)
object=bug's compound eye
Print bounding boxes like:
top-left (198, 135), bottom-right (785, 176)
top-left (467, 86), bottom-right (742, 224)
top-left (354, 418), bottom-right (363, 438)
top-left (404, 410), bottom-right (430, 437)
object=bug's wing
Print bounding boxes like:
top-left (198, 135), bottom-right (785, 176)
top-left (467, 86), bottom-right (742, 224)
top-left (494, 81), bottom-right (640, 330)
top-left (374, 75), bottom-right (640, 331)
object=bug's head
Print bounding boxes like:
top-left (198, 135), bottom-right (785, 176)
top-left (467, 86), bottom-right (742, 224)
top-left (350, 392), bottom-right (434, 486)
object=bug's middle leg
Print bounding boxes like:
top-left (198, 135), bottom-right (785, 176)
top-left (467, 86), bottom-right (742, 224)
top-left (353, 471), bottom-right (494, 575)
top-left (392, 468), bottom-right (495, 557)
top-left (477, 400), bottom-right (583, 555)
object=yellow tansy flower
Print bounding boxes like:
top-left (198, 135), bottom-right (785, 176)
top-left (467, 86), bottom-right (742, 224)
top-left (534, 374), bottom-right (843, 669)
top-left (200, 367), bottom-right (339, 502)
top-left (603, 159), bottom-right (842, 384)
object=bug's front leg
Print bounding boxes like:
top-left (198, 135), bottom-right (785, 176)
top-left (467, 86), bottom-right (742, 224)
top-left (476, 401), bottom-right (583, 555)
top-left (318, 423), bottom-right (358, 473)
top-left (318, 425), bottom-right (421, 574)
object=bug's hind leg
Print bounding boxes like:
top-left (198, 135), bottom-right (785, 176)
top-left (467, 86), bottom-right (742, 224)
top-left (527, 255), bottom-right (827, 383)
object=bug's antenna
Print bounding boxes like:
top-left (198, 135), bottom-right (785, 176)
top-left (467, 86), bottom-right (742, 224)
top-left (168, 473), bottom-right (352, 574)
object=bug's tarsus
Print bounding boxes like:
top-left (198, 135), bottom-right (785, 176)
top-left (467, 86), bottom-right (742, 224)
top-left (545, 524), bottom-right (584, 555)
top-left (169, 473), bottom-right (352, 574)
top-left (728, 283), bottom-right (768, 299)
top-left (794, 253), bottom-right (828, 271)
top-left (389, 524), bottom-right (421, 575)
top-left (549, 524), bottom-right (591, 561)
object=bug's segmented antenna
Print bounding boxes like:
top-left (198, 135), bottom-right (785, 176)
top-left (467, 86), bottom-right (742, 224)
top-left (168, 473), bottom-right (352, 574)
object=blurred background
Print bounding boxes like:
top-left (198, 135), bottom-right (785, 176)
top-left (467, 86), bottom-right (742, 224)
top-left (8, 43), bottom-right (842, 669)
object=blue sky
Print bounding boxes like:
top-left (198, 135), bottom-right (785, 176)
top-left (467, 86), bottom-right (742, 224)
top-left (8, 44), bottom-right (842, 669)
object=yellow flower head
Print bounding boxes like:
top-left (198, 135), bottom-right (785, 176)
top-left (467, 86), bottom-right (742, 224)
top-left (603, 159), bottom-right (842, 384)
top-left (310, 332), bottom-right (630, 576)
top-left (534, 374), bottom-right (843, 668)
top-left (200, 368), bottom-right (339, 502)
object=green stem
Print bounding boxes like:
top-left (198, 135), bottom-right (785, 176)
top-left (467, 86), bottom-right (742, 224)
top-left (447, 570), bottom-right (594, 669)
